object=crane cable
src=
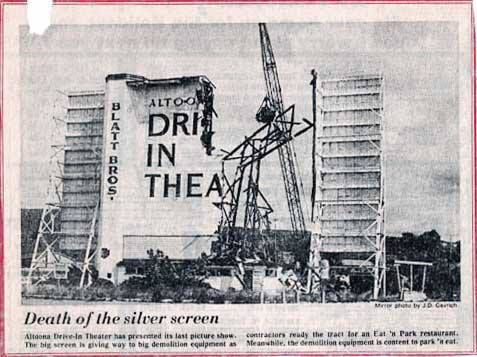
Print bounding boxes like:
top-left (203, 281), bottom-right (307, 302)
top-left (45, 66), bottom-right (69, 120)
top-left (291, 139), bottom-right (310, 225)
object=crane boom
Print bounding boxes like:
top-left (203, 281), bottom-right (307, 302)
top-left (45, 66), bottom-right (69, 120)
top-left (259, 23), bottom-right (306, 233)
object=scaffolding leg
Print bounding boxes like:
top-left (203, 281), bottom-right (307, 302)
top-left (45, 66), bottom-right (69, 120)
top-left (80, 201), bottom-right (100, 288)
top-left (422, 266), bottom-right (427, 293)
top-left (373, 259), bottom-right (379, 300)
top-left (307, 233), bottom-right (321, 294)
top-left (373, 233), bottom-right (386, 300)
top-left (28, 205), bottom-right (61, 286)
top-left (396, 265), bottom-right (401, 293)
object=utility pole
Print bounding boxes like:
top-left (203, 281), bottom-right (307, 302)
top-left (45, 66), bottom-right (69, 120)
top-left (310, 69), bottom-right (318, 222)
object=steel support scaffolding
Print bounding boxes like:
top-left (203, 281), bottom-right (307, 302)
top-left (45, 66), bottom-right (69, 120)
top-left (27, 109), bottom-right (71, 286)
top-left (314, 73), bottom-right (386, 299)
top-left (28, 91), bottom-right (104, 288)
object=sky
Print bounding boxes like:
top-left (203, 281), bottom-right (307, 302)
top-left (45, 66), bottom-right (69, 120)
top-left (20, 22), bottom-right (460, 240)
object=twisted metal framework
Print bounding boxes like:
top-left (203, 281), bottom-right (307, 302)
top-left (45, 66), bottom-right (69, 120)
top-left (212, 24), bottom-right (313, 290)
top-left (216, 105), bottom-right (313, 254)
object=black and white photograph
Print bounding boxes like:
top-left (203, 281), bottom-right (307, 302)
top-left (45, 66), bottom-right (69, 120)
top-left (20, 21), bottom-right (462, 305)
top-left (1, 2), bottom-right (474, 355)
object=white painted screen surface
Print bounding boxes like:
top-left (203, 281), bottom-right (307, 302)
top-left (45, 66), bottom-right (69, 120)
top-left (97, 75), bottom-right (221, 280)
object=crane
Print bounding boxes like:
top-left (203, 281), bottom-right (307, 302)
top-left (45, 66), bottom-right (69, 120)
top-left (259, 24), bottom-right (322, 294)
top-left (258, 23), bottom-right (307, 235)
top-left (211, 23), bottom-right (317, 292)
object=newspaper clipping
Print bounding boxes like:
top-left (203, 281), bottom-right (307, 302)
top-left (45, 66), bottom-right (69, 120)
top-left (2, 2), bottom-right (475, 355)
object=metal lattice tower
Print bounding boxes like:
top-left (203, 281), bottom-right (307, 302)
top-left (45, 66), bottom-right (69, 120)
top-left (259, 23), bottom-right (307, 234)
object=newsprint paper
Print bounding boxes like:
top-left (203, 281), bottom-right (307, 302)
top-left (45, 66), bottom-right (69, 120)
top-left (2, 1), bottom-right (475, 355)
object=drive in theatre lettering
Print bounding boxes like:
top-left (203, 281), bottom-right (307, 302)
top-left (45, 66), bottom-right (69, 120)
top-left (98, 75), bottom-right (222, 282)
top-left (146, 96), bottom-right (222, 199)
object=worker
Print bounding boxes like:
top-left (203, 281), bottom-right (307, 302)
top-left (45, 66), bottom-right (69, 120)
top-left (294, 260), bottom-right (303, 276)
top-left (319, 259), bottom-right (330, 303)
top-left (319, 259), bottom-right (330, 280)
top-left (235, 248), bottom-right (245, 276)
top-left (400, 275), bottom-right (411, 300)
top-left (200, 130), bottom-right (214, 154)
top-left (203, 84), bottom-right (214, 112)
top-left (196, 86), bottom-right (204, 104)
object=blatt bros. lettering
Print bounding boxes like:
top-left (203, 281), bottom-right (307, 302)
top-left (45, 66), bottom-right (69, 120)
top-left (105, 102), bottom-right (121, 199)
